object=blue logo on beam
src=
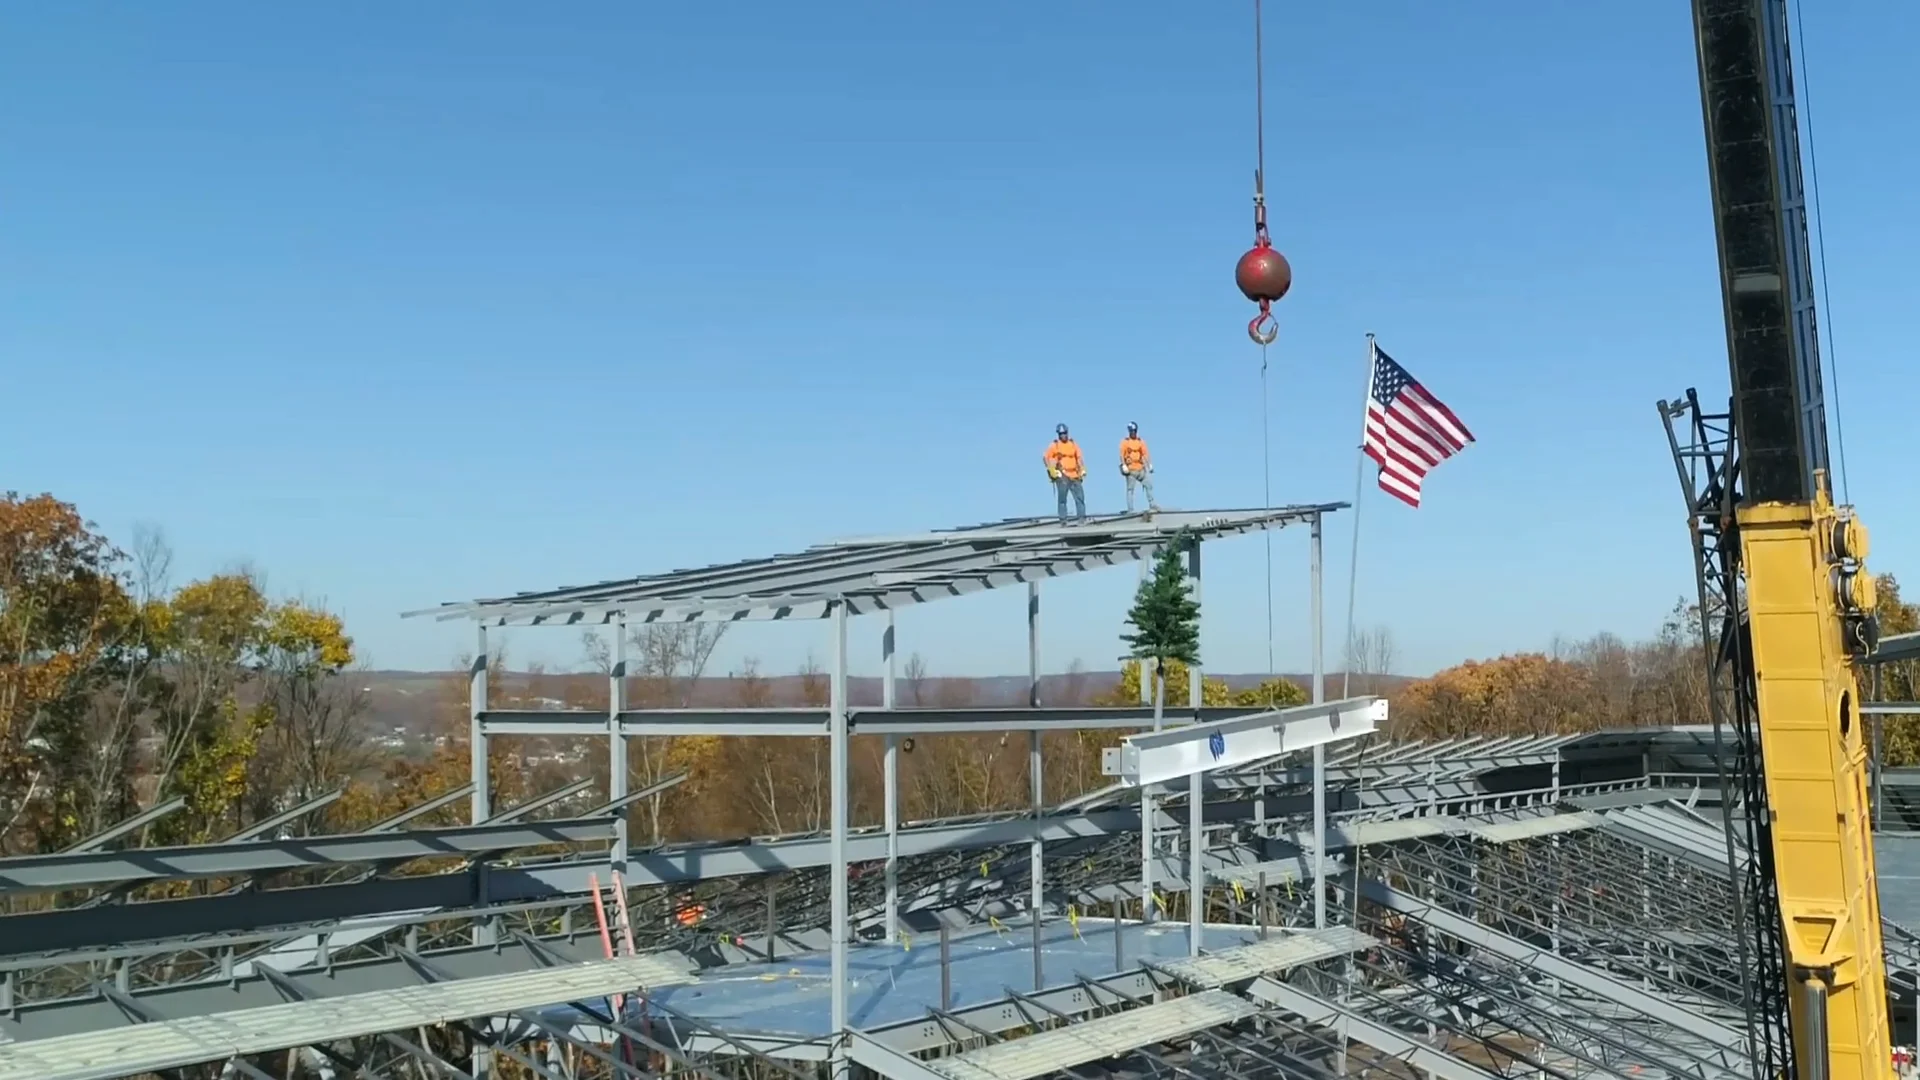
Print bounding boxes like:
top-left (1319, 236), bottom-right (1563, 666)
top-left (1208, 730), bottom-right (1226, 761)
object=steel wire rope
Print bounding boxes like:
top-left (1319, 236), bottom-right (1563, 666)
top-left (1262, 348), bottom-right (1277, 701)
top-left (1791, 1), bottom-right (1851, 504)
top-left (1253, 0), bottom-right (1279, 706)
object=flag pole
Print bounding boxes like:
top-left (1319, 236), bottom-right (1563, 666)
top-left (1339, 333), bottom-right (1377, 699)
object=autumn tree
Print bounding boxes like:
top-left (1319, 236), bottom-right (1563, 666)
top-left (0, 494), bottom-right (139, 851)
top-left (65, 525), bottom-right (172, 842)
top-left (1096, 659), bottom-right (1231, 708)
top-left (2, 496), bottom-right (372, 851)
top-left (1391, 653), bottom-right (1598, 739)
top-left (1867, 573), bottom-right (1920, 765)
top-left (248, 601), bottom-right (368, 811)
top-left (719, 656), bottom-right (814, 835)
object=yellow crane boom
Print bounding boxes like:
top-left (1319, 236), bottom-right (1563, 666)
top-left (1671, 1), bottom-right (1892, 1078)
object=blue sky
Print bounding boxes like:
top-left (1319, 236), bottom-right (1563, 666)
top-left (4, 3), bottom-right (1916, 682)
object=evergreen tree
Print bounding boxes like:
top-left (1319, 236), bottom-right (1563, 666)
top-left (1121, 534), bottom-right (1201, 722)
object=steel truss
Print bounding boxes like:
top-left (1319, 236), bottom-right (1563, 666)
top-left (1661, 389), bottom-right (1790, 1080)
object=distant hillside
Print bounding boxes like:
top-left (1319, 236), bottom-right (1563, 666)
top-left (356, 668), bottom-right (1416, 739)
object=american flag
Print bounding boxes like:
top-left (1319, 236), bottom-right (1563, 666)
top-left (1362, 342), bottom-right (1474, 508)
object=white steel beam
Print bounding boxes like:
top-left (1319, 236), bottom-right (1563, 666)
top-left (1104, 698), bottom-right (1386, 787)
top-left (477, 705), bottom-right (1249, 738)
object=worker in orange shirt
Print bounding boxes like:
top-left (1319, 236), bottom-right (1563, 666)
top-left (1119, 421), bottom-right (1158, 513)
top-left (1043, 423), bottom-right (1087, 524)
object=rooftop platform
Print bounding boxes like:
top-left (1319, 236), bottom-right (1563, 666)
top-left (407, 504), bottom-right (1342, 625)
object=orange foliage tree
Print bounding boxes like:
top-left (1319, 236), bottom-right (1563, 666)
top-left (1388, 653), bottom-right (1598, 739)
top-left (0, 494), bottom-right (137, 850)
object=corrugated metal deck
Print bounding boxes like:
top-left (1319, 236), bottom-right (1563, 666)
top-left (1152, 926), bottom-right (1375, 989)
top-left (929, 990), bottom-right (1260, 1080)
top-left (0, 953), bottom-right (690, 1080)
top-left (1468, 811), bottom-right (1601, 843)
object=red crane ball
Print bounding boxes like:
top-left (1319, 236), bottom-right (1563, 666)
top-left (1235, 244), bottom-right (1293, 304)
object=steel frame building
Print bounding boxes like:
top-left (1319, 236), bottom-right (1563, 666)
top-left (1, 508), bottom-right (1916, 1079)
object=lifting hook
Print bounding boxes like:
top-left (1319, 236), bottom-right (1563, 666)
top-left (1247, 303), bottom-right (1278, 346)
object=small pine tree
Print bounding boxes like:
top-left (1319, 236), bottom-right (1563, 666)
top-left (1121, 534), bottom-right (1201, 723)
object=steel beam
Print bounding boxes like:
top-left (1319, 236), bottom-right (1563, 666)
top-left (1187, 538), bottom-right (1204, 956)
top-left (225, 790), bottom-right (345, 844)
top-left (832, 506), bottom-right (1339, 548)
top-left (1028, 579), bottom-right (1045, 986)
top-left (846, 1032), bottom-right (956, 1080)
top-left (59, 798), bottom-right (187, 855)
top-left (411, 505), bottom-right (1345, 627)
top-left (0, 953), bottom-right (690, 1080)
top-left (884, 610), bottom-right (900, 943)
top-left (0, 927), bottom-right (636, 1042)
top-left (1310, 511), bottom-right (1326, 930)
top-left (610, 617), bottom-right (629, 874)
top-left (829, 599), bottom-right (850, 1066)
top-left (365, 784), bottom-right (475, 832)
top-left (477, 705), bottom-right (1249, 738)
top-left (0, 817), bottom-right (618, 893)
top-left (1106, 698), bottom-right (1386, 786)
top-left (1362, 878), bottom-right (1746, 1049)
top-left (0, 796), bottom-right (1306, 959)
top-left (1247, 977), bottom-right (1505, 1080)
top-left (470, 624), bottom-right (490, 830)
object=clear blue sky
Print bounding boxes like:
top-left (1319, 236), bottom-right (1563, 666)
top-left (5, 3), bottom-right (1917, 682)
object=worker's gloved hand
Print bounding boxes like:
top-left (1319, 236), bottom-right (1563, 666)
top-left (1048, 470), bottom-right (1061, 481)
top-left (1148, 464), bottom-right (1154, 473)
top-left (1120, 464), bottom-right (1129, 476)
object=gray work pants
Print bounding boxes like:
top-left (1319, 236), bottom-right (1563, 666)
top-left (1054, 476), bottom-right (1086, 523)
top-left (1125, 468), bottom-right (1158, 511)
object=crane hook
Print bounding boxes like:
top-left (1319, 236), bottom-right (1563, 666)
top-left (1247, 302), bottom-right (1278, 346)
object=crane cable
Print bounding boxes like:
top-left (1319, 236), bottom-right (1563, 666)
top-left (1791, 2), bottom-right (1850, 504)
top-left (1254, 0), bottom-right (1277, 705)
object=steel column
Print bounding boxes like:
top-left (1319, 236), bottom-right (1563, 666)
top-left (1311, 511), bottom-right (1327, 929)
top-left (609, 618), bottom-right (628, 875)
top-left (470, 624), bottom-right (490, 826)
top-left (884, 610), bottom-right (900, 943)
top-left (829, 599), bottom-right (851, 1072)
top-left (1139, 556), bottom-right (1152, 705)
top-left (1187, 539), bottom-right (1204, 956)
top-left (469, 622), bottom-right (492, 1079)
top-left (1028, 580), bottom-right (1044, 988)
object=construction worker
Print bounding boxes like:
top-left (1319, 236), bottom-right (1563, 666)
top-left (1119, 421), bottom-right (1158, 513)
top-left (1043, 423), bottom-right (1087, 524)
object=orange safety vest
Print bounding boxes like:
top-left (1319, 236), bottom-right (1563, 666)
top-left (1044, 439), bottom-right (1086, 480)
top-left (1120, 437), bottom-right (1149, 471)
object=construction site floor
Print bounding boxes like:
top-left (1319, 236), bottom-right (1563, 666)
top-left (638, 918), bottom-right (1255, 1038)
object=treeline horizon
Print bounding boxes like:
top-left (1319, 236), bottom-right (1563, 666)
top-left (7, 490), bottom-right (1919, 865)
